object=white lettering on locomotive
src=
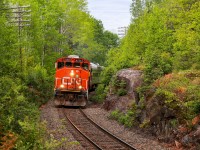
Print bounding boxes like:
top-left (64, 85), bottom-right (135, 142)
top-left (55, 77), bottom-right (88, 89)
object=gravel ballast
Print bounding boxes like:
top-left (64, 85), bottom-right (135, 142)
top-left (40, 100), bottom-right (171, 150)
top-left (40, 100), bottom-right (84, 150)
top-left (84, 107), bottom-right (171, 150)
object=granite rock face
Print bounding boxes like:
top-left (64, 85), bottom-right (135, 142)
top-left (117, 69), bottom-right (142, 104)
top-left (103, 69), bottom-right (142, 111)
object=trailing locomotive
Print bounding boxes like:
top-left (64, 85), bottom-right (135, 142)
top-left (54, 55), bottom-right (92, 107)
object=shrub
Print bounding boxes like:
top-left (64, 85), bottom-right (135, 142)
top-left (117, 88), bottom-right (127, 96)
top-left (25, 65), bottom-right (53, 105)
top-left (90, 84), bottom-right (108, 103)
top-left (110, 110), bottom-right (120, 119)
top-left (110, 76), bottom-right (127, 96)
top-left (153, 71), bottom-right (200, 120)
top-left (0, 76), bottom-right (44, 149)
top-left (110, 109), bottom-right (136, 128)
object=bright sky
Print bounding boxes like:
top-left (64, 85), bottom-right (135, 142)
top-left (87, 0), bottom-right (132, 33)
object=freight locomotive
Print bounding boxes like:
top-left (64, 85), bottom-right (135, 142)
top-left (54, 55), bottom-right (102, 107)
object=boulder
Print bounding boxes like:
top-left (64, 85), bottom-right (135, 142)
top-left (116, 69), bottom-right (142, 104)
top-left (103, 69), bottom-right (142, 111)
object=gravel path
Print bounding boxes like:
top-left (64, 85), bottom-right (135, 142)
top-left (40, 100), bottom-right (172, 150)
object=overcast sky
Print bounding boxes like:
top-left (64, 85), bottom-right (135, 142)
top-left (87, 0), bottom-right (132, 33)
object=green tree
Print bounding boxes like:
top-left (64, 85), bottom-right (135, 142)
top-left (103, 30), bottom-right (119, 49)
top-left (131, 0), bottom-right (145, 18)
top-left (104, 0), bottom-right (200, 86)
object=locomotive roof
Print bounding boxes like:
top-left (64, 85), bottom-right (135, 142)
top-left (56, 56), bottom-right (90, 63)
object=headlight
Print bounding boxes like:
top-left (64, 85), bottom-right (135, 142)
top-left (75, 74), bottom-right (79, 78)
top-left (60, 84), bottom-right (64, 88)
top-left (78, 85), bottom-right (82, 89)
top-left (70, 70), bottom-right (74, 77)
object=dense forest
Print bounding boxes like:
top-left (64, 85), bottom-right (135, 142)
top-left (0, 0), bottom-right (200, 149)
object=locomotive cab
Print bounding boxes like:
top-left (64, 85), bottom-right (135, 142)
top-left (54, 55), bottom-right (91, 107)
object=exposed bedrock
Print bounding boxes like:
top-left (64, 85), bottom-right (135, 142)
top-left (103, 69), bottom-right (142, 111)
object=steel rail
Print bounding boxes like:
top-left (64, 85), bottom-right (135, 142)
top-left (63, 109), bottom-right (102, 150)
top-left (79, 108), bottom-right (137, 150)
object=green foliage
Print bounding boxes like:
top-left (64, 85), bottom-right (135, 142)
top-left (109, 76), bottom-right (127, 96)
top-left (90, 84), bottom-right (108, 103)
top-left (78, 18), bottom-right (119, 65)
top-left (102, 31), bottom-right (119, 49)
top-left (185, 101), bottom-right (200, 115)
top-left (0, 77), bottom-right (37, 131)
top-left (15, 120), bottom-right (78, 150)
top-left (110, 110), bottom-right (121, 119)
top-left (25, 65), bottom-right (53, 105)
top-left (143, 51), bottom-right (172, 84)
top-left (117, 88), bottom-right (127, 96)
top-left (131, 0), bottom-right (145, 18)
top-left (153, 71), bottom-right (200, 120)
top-left (16, 117), bottom-right (43, 149)
top-left (155, 88), bottom-right (179, 109)
top-left (139, 119), bottom-right (150, 128)
top-left (169, 119), bottom-right (178, 128)
top-left (101, 65), bottom-right (116, 86)
top-left (184, 76), bottom-right (200, 117)
top-left (99, 1), bottom-right (200, 119)
top-left (0, 76), bottom-right (42, 150)
top-left (110, 109), bottom-right (136, 128)
top-left (103, 0), bottom-right (200, 88)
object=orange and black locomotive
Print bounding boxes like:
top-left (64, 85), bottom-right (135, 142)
top-left (54, 55), bottom-right (92, 107)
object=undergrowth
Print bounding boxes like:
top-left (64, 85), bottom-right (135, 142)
top-left (109, 104), bottom-right (137, 128)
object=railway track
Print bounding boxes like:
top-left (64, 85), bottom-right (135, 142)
top-left (62, 108), bottom-right (136, 150)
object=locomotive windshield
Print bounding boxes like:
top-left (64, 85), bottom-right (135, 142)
top-left (57, 62), bottom-right (64, 69)
top-left (74, 63), bottom-right (80, 68)
top-left (66, 62), bottom-right (72, 67)
top-left (57, 61), bottom-right (89, 70)
top-left (82, 63), bottom-right (89, 70)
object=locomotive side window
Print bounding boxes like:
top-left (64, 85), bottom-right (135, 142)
top-left (57, 62), bottom-right (64, 69)
top-left (74, 63), bottom-right (80, 68)
top-left (82, 63), bottom-right (89, 70)
top-left (66, 62), bottom-right (72, 67)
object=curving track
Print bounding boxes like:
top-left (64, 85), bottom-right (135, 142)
top-left (62, 108), bottom-right (137, 150)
